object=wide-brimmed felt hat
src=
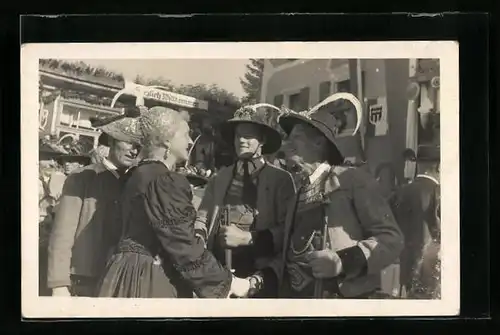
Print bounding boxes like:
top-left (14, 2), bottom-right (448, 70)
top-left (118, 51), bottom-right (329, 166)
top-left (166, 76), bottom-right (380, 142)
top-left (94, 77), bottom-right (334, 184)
top-left (220, 103), bottom-right (283, 155)
top-left (39, 142), bottom-right (68, 156)
top-left (278, 92), bottom-right (363, 165)
top-left (90, 106), bottom-right (143, 144)
top-left (56, 153), bottom-right (92, 166)
top-left (177, 166), bottom-right (210, 187)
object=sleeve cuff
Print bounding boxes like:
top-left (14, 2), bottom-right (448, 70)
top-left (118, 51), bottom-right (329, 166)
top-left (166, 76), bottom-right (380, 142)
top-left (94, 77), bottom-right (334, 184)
top-left (251, 230), bottom-right (274, 257)
top-left (337, 245), bottom-right (368, 278)
top-left (194, 228), bottom-right (207, 241)
top-left (258, 267), bottom-right (278, 296)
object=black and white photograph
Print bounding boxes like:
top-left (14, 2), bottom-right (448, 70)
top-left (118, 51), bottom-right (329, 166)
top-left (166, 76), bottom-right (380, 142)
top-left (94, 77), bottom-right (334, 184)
top-left (22, 42), bottom-right (460, 318)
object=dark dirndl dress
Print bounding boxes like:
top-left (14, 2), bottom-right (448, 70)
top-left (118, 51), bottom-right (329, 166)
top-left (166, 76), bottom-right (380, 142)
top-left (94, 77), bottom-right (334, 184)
top-left (97, 161), bottom-right (232, 298)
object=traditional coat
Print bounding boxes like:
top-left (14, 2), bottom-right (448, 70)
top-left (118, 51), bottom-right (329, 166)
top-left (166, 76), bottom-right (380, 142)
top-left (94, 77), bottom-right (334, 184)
top-left (47, 161), bottom-right (124, 294)
top-left (195, 159), bottom-right (296, 283)
top-left (267, 163), bottom-right (405, 298)
top-left (47, 113), bottom-right (141, 296)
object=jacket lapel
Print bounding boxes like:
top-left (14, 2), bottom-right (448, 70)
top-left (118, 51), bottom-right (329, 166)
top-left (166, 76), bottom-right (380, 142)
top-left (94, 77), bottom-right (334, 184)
top-left (213, 164), bottom-right (235, 206)
top-left (279, 189), bottom-right (301, 284)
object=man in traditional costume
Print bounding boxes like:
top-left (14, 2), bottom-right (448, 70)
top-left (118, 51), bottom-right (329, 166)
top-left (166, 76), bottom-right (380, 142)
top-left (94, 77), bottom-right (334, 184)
top-left (242, 93), bottom-right (404, 299)
top-left (194, 103), bottom-right (296, 297)
top-left (47, 108), bottom-right (142, 297)
top-left (392, 145), bottom-right (441, 299)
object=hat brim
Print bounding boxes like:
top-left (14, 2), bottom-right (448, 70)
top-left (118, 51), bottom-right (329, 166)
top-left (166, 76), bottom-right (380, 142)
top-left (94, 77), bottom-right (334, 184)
top-left (279, 114), bottom-right (344, 165)
top-left (220, 120), bottom-right (282, 155)
top-left (57, 154), bottom-right (92, 165)
top-left (97, 125), bottom-right (142, 144)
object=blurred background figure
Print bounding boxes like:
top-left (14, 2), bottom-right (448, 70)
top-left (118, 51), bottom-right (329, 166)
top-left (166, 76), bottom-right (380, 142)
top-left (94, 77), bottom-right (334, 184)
top-left (38, 145), bottom-right (68, 296)
top-left (191, 118), bottom-right (216, 174)
top-left (57, 155), bottom-right (90, 175)
top-left (391, 145), bottom-right (440, 299)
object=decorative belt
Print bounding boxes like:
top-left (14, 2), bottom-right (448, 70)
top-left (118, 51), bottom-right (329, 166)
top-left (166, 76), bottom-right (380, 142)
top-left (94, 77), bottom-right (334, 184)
top-left (116, 239), bottom-right (160, 258)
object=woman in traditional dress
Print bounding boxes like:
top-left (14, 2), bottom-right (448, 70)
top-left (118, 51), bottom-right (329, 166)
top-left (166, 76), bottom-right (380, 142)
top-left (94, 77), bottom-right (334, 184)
top-left (97, 106), bottom-right (246, 298)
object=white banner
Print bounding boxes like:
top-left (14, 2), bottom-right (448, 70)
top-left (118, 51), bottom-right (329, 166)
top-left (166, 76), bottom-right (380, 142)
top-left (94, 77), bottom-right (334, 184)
top-left (124, 81), bottom-right (209, 110)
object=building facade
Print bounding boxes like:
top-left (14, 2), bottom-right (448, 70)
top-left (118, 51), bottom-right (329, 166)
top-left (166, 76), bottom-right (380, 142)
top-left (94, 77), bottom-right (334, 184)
top-left (39, 63), bottom-right (211, 152)
top-left (261, 58), bottom-right (440, 193)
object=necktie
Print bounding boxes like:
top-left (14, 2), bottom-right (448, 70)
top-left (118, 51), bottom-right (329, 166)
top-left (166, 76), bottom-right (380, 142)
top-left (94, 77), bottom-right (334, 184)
top-left (242, 159), bottom-right (257, 208)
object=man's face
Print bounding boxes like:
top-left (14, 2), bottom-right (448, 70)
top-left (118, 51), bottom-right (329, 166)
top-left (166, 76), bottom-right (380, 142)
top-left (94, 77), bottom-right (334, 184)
top-left (233, 123), bottom-right (264, 159)
top-left (282, 123), bottom-right (322, 169)
top-left (108, 139), bottom-right (140, 168)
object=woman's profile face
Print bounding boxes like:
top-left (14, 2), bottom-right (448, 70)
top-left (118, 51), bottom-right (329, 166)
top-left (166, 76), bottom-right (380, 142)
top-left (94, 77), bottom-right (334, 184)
top-left (169, 120), bottom-right (193, 163)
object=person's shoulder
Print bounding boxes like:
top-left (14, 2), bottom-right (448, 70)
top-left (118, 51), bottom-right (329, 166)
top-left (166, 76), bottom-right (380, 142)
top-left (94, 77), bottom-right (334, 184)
top-left (155, 170), bottom-right (191, 190)
top-left (332, 165), bottom-right (376, 189)
top-left (67, 163), bottom-right (102, 179)
top-left (264, 162), bottom-right (293, 179)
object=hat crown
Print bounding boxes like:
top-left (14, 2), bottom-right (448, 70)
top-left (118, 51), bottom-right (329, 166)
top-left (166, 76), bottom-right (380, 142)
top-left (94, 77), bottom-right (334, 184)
top-left (221, 103), bottom-right (283, 155)
top-left (140, 106), bottom-right (177, 131)
top-left (232, 104), bottom-right (280, 128)
top-left (98, 115), bottom-right (142, 143)
top-left (310, 100), bottom-right (353, 135)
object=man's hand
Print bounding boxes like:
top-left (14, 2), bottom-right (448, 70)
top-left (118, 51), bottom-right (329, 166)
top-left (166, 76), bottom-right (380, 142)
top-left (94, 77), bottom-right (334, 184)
top-left (228, 276), bottom-right (251, 298)
top-left (52, 286), bottom-right (71, 297)
top-left (195, 232), bottom-right (206, 247)
top-left (299, 250), bottom-right (343, 279)
top-left (219, 224), bottom-right (252, 248)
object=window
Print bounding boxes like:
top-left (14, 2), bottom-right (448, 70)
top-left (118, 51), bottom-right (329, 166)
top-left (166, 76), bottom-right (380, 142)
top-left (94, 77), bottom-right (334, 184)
top-left (319, 81), bottom-right (332, 102)
top-left (299, 87), bottom-right (310, 111)
top-left (288, 93), bottom-right (301, 111)
top-left (336, 79), bottom-right (351, 93)
top-left (78, 135), bottom-right (97, 152)
top-left (273, 94), bottom-right (284, 107)
top-left (59, 105), bottom-right (78, 127)
top-left (78, 110), bottom-right (98, 130)
top-left (288, 87), bottom-right (310, 111)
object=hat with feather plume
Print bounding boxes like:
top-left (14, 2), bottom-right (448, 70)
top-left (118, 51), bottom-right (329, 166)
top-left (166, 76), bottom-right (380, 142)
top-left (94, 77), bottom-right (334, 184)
top-left (220, 103), bottom-right (283, 155)
top-left (278, 92), bottom-right (363, 165)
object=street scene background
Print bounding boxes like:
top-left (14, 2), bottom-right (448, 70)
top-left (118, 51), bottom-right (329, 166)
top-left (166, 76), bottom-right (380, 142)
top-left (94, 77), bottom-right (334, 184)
top-left (38, 58), bottom-right (441, 299)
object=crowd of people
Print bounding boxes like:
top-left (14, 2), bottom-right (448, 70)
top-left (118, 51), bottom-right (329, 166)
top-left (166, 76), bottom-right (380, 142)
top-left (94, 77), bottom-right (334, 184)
top-left (38, 93), bottom-right (441, 300)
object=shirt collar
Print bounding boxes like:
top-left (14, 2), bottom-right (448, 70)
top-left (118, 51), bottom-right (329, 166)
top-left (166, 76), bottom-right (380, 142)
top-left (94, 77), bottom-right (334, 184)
top-left (236, 156), bottom-right (266, 175)
top-left (102, 158), bottom-right (120, 179)
top-left (416, 174), bottom-right (440, 185)
top-left (309, 162), bottom-right (331, 184)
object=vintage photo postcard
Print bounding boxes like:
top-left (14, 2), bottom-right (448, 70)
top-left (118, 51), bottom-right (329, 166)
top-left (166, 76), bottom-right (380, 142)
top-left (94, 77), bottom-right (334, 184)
top-left (21, 41), bottom-right (459, 318)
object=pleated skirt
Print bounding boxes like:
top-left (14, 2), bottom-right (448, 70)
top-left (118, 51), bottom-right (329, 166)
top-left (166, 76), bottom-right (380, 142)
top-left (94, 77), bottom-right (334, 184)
top-left (97, 252), bottom-right (192, 298)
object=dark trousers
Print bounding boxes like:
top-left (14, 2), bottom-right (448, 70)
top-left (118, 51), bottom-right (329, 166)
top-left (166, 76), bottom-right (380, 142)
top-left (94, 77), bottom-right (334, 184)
top-left (70, 275), bottom-right (98, 297)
